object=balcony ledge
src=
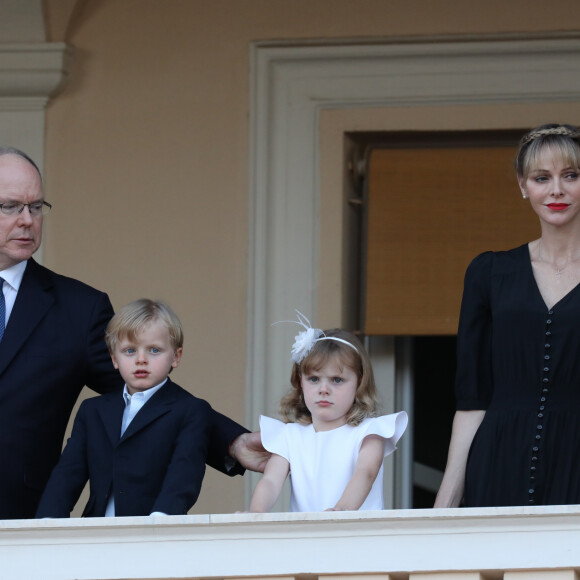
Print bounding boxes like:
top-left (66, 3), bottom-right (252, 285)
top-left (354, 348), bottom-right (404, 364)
top-left (2, 505), bottom-right (580, 579)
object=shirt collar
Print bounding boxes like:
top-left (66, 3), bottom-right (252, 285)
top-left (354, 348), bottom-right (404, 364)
top-left (122, 378), bottom-right (168, 405)
top-left (0, 260), bottom-right (27, 291)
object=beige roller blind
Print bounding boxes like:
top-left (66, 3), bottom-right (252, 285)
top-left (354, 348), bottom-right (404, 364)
top-left (364, 146), bottom-right (540, 335)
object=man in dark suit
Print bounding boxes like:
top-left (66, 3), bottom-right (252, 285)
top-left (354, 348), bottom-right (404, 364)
top-left (36, 299), bottom-right (214, 518)
top-left (0, 147), bottom-right (263, 520)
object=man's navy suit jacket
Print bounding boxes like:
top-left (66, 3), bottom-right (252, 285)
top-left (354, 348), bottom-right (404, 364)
top-left (0, 259), bottom-right (247, 520)
top-left (36, 379), bottom-right (211, 517)
top-left (0, 259), bottom-right (120, 519)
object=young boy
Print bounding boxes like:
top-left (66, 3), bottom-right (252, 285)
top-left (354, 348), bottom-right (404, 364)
top-left (36, 299), bottom-right (212, 518)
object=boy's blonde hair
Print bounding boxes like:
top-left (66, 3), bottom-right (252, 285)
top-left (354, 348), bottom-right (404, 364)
top-left (280, 329), bottom-right (379, 426)
top-left (105, 298), bottom-right (183, 353)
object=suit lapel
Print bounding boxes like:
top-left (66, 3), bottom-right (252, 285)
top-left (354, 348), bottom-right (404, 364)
top-left (120, 380), bottom-right (177, 442)
top-left (96, 392), bottom-right (126, 446)
top-left (0, 259), bottom-right (54, 376)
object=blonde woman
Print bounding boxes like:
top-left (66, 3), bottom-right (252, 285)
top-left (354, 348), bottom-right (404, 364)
top-left (436, 123), bottom-right (580, 507)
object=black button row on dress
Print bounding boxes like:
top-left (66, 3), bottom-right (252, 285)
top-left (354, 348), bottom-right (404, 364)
top-left (529, 310), bottom-right (554, 504)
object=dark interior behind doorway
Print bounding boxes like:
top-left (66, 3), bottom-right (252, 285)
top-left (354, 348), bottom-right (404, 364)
top-left (412, 335), bottom-right (456, 508)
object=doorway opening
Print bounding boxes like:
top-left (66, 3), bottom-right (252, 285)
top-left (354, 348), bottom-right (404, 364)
top-left (351, 129), bottom-right (532, 507)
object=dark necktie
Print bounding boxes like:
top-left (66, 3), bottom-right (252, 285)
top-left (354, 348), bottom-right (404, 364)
top-left (0, 277), bottom-right (5, 342)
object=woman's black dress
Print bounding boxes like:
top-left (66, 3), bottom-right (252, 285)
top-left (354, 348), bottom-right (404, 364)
top-left (457, 244), bottom-right (580, 506)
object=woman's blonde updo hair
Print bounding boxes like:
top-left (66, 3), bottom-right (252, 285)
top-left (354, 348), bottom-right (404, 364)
top-left (515, 123), bottom-right (580, 180)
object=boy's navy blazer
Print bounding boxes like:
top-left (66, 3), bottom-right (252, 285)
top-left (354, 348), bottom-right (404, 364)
top-left (36, 378), bottom-right (212, 518)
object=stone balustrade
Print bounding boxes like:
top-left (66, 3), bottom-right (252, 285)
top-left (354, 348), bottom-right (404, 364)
top-left (2, 506), bottom-right (580, 579)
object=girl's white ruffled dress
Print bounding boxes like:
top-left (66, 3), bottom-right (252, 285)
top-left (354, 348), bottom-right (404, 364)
top-left (259, 412), bottom-right (408, 512)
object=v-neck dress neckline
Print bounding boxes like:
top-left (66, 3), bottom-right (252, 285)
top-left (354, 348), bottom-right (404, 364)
top-left (525, 242), bottom-right (580, 312)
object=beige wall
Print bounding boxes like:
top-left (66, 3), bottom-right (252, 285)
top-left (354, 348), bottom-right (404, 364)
top-left (40, 0), bottom-right (580, 513)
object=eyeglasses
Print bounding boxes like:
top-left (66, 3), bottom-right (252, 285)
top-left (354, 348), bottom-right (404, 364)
top-left (0, 201), bottom-right (52, 216)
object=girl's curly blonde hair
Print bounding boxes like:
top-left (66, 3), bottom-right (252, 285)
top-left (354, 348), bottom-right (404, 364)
top-left (279, 329), bottom-right (379, 426)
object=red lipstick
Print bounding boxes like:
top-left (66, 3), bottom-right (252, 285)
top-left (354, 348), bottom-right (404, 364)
top-left (547, 203), bottom-right (569, 211)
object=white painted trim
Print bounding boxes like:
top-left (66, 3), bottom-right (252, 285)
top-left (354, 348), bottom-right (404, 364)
top-left (0, 0), bottom-right (45, 43)
top-left (0, 43), bottom-right (72, 109)
top-left (247, 33), bottom-right (580, 506)
top-left (0, 0), bottom-right (71, 266)
top-left (4, 507), bottom-right (580, 578)
top-left (0, 40), bottom-right (71, 262)
top-left (366, 335), bottom-right (400, 509)
top-left (394, 336), bottom-right (414, 508)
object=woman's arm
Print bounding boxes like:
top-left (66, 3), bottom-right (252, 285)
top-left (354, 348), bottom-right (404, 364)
top-left (327, 435), bottom-right (385, 511)
top-left (434, 409), bottom-right (485, 508)
top-left (248, 453), bottom-right (290, 513)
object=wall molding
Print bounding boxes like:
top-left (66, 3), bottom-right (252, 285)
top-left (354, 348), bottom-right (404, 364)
top-left (0, 43), bottom-right (72, 110)
top-left (0, 0), bottom-right (72, 262)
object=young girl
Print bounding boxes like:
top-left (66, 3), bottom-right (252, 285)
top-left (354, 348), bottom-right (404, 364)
top-left (249, 314), bottom-right (408, 512)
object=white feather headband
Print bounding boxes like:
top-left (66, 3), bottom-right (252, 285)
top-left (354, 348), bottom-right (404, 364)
top-left (276, 310), bottom-right (358, 364)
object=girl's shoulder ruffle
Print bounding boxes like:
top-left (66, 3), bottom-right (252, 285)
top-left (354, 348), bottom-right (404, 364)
top-left (357, 411), bottom-right (409, 457)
